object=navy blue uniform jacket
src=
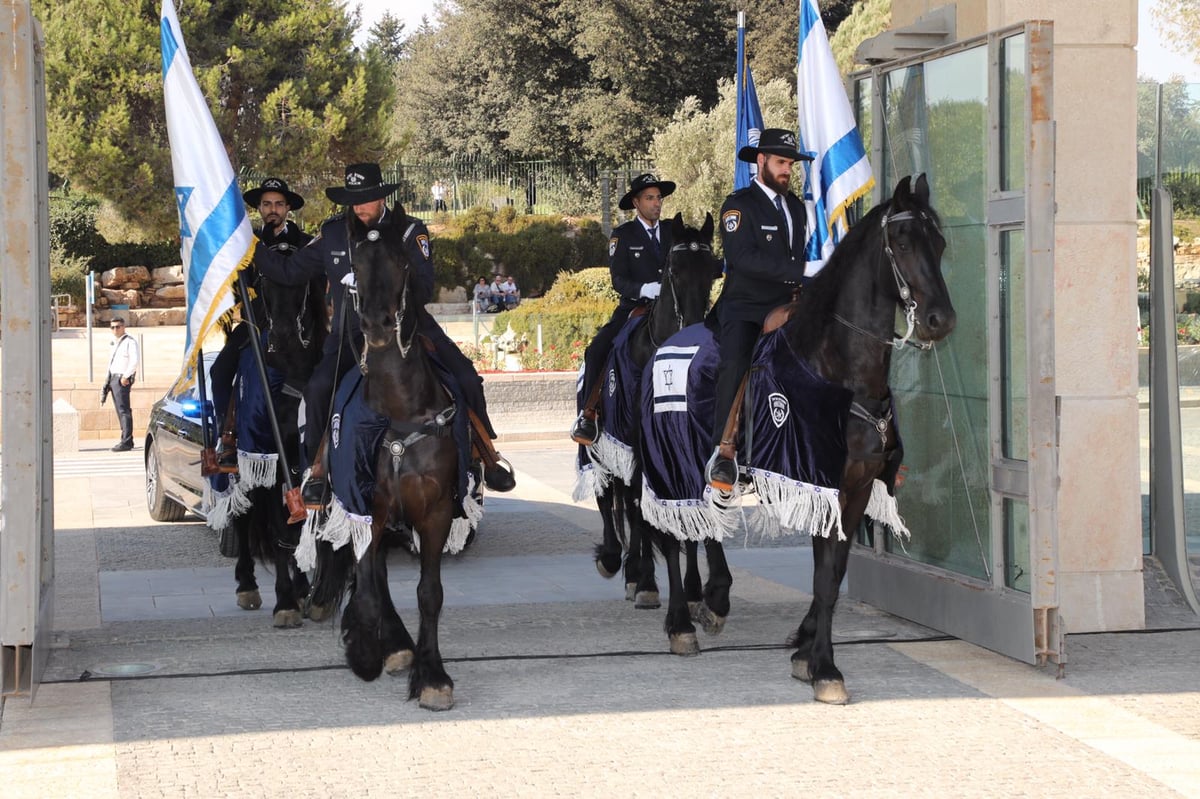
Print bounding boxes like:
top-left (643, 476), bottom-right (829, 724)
top-left (608, 218), bottom-right (673, 312)
top-left (253, 208), bottom-right (436, 354)
top-left (715, 183), bottom-right (807, 324)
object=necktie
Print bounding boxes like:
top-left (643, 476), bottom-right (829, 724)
top-left (650, 225), bottom-right (659, 254)
top-left (774, 195), bottom-right (791, 251)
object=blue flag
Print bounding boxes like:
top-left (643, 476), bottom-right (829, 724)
top-left (734, 13), bottom-right (765, 191)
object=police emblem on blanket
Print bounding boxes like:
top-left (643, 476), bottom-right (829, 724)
top-left (296, 367), bottom-right (481, 570)
top-left (641, 326), bottom-right (908, 543)
top-left (205, 336), bottom-right (288, 531)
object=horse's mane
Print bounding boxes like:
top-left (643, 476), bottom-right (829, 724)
top-left (791, 186), bottom-right (940, 354)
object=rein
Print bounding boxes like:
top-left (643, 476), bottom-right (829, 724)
top-left (832, 208), bottom-right (937, 352)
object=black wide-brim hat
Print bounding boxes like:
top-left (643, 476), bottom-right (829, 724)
top-left (619, 172), bottom-right (677, 211)
top-left (325, 162), bottom-right (400, 205)
top-left (243, 177), bottom-right (305, 210)
top-left (737, 128), bottom-right (813, 163)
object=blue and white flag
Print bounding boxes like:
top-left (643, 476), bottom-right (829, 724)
top-left (734, 12), bottom-right (765, 191)
top-left (161, 0), bottom-right (253, 382)
top-left (797, 0), bottom-right (874, 276)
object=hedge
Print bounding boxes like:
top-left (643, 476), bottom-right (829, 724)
top-left (494, 267), bottom-right (616, 353)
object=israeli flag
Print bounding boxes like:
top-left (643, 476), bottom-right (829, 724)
top-left (161, 0), bottom-right (253, 382)
top-left (734, 12), bottom-right (764, 192)
top-left (797, 0), bottom-right (874, 276)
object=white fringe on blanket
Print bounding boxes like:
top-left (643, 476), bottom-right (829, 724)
top-left (295, 509), bottom-right (320, 572)
top-left (865, 478), bottom-right (910, 540)
top-left (640, 476), bottom-right (740, 542)
top-left (237, 451), bottom-right (279, 491)
top-left (409, 473), bottom-right (482, 555)
top-left (588, 431), bottom-right (636, 483)
top-left (747, 467), bottom-right (844, 541)
top-left (572, 459), bottom-right (611, 502)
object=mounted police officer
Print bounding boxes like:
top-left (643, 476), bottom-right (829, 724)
top-left (571, 172), bottom-right (676, 445)
top-left (208, 177), bottom-right (313, 469)
top-left (706, 129), bottom-right (814, 491)
top-left (253, 163), bottom-right (516, 505)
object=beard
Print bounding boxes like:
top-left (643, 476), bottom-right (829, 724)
top-left (759, 161), bottom-right (791, 196)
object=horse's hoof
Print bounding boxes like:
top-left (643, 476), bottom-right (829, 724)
top-left (625, 583), bottom-right (637, 601)
top-left (634, 591), bottom-right (660, 609)
top-left (236, 590), bottom-right (262, 610)
top-left (272, 609), bottom-right (302, 628)
top-left (384, 650), bottom-right (414, 674)
top-left (692, 602), bottom-right (726, 635)
top-left (813, 679), bottom-right (850, 705)
top-left (687, 600), bottom-right (701, 617)
top-left (669, 632), bottom-right (700, 656)
top-left (791, 658), bottom-right (813, 683)
top-left (307, 603), bottom-right (334, 623)
top-left (418, 686), bottom-right (454, 711)
top-left (595, 557), bottom-right (618, 579)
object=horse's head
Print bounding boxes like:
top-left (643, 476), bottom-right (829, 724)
top-left (348, 215), bottom-right (417, 352)
top-left (664, 212), bottom-right (719, 326)
top-left (260, 272), bottom-right (324, 360)
top-left (881, 174), bottom-right (956, 342)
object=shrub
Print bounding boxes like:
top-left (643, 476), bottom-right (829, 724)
top-left (50, 247), bottom-right (89, 306)
top-left (49, 193), bottom-right (105, 259)
top-left (495, 267), bottom-right (617, 355)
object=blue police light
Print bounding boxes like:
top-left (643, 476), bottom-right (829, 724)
top-left (179, 399), bottom-right (207, 419)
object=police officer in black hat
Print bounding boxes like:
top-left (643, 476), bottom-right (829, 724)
top-left (254, 163), bottom-right (516, 503)
top-left (209, 177), bottom-right (314, 466)
top-left (706, 129), bottom-right (813, 491)
top-left (570, 172), bottom-right (676, 445)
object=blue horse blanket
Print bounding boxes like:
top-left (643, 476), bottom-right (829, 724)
top-left (206, 332), bottom-right (296, 530)
top-left (640, 323), bottom-right (907, 542)
top-left (586, 314), bottom-right (647, 483)
top-left (296, 359), bottom-right (480, 569)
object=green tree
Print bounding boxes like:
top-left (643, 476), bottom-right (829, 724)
top-left (36, 0), bottom-right (393, 239)
top-left (650, 77), bottom-right (799, 227)
top-left (1152, 0), bottom-right (1200, 74)
top-left (367, 11), bottom-right (408, 64)
top-left (393, 0), bottom-right (735, 163)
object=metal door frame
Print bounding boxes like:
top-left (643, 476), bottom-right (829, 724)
top-left (846, 21), bottom-right (1061, 666)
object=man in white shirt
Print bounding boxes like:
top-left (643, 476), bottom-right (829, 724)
top-left (106, 317), bottom-right (140, 451)
top-left (499, 275), bottom-right (519, 308)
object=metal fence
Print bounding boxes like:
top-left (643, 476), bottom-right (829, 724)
top-left (1138, 81), bottom-right (1200, 217)
top-left (242, 157), bottom-right (654, 226)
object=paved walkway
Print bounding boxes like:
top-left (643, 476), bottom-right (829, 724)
top-left (2, 439), bottom-right (1200, 796)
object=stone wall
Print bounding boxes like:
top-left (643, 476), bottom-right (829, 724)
top-left (57, 265), bottom-right (188, 328)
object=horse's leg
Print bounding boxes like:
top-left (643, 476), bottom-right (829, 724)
top-left (409, 508), bottom-right (455, 711)
top-left (683, 540), bottom-right (703, 616)
top-left (341, 527), bottom-right (388, 682)
top-left (657, 529), bottom-right (699, 656)
top-left (791, 487), bottom-right (869, 705)
top-left (693, 540), bottom-right (731, 635)
top-left (625, 480), bottom-right (660, 609)
top-left (377, 551), bottom-right (416, 675)
top-left (265, 483), bottom-right (304, 628)
top-left (592, 483), bottom-right (624, 580)
top-left (234, 511), bottom-right (261, 610)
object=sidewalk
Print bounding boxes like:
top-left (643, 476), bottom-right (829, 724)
top-left (1, 439), bottom-right (1199, 796)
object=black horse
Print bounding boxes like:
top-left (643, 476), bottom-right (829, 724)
top-left (583, 213), bottom-right (724, 624)
top-left (215, 271), bottom-right (327, 627)
top-left (306, 217), bottom-right (464, 711)
top-left (642, 175), bottom-right (956, 701)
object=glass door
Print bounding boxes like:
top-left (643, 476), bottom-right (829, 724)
top-left (847, 23), bottom-right (1060, 665)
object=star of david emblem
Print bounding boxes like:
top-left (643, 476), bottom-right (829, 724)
top-left (175, 187), bottom-right (194, 238)
top-left (662, 365), bottom-right (674, 389)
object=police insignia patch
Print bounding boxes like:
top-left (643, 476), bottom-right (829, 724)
top-left (607, 368), bottom-right (617, 397)
top-left (416, 234), bottom-right (430, 260)
top-left (609, 237), bottom-right (618, 258)
top-left (723, 210), bottom-right (741, 233)
top-left (331, 413), bottom-right (342, 449)
top-left (768, 392), bottom-right (789, 428)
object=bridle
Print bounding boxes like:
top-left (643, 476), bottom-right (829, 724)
top-left (648, 239), bottom-right (712, 349)
top-left (832, 206), bottom-right (943, 352)
top-left (351, 229), bottom-right (416, 374)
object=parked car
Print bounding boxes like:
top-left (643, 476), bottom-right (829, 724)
top-left (144, 352), bottom-right (218, 522)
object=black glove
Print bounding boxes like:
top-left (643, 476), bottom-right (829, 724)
top-left (100, 382), bottom-right (112, 406)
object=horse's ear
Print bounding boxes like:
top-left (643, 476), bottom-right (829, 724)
top-left (701, 212), bottom-right (714, 242)
top-left (672, 212), bottom-right (685, 238)
top-left (892, 175), bottom-right (914, 208)
top-left (913, 173), bottom-right (930, 205)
